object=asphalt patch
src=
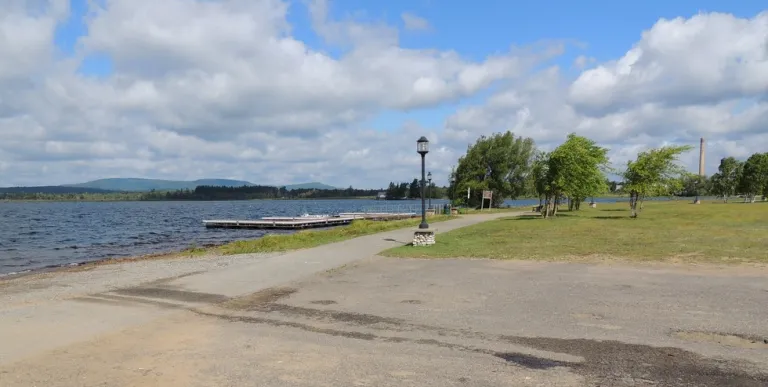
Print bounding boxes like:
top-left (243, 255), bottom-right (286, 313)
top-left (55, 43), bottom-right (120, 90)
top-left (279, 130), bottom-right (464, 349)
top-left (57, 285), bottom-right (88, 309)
top-left (673, 330), bottom-right (768, 349)
top-left (221, 287), bottom-right (297, 310)
top-left (310, 300), bottom-right (337, 305)
top-left (494, 352), bottom-right (574, 370)
top-left (112, 287), bottom-right (228, 304)
top-left (501, 335), bottom-right (768, 386)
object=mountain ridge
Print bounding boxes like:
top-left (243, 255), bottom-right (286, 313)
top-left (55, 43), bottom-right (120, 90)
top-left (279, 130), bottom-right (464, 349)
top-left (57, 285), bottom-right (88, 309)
top-left (54, 178), bottom-right (339, 192)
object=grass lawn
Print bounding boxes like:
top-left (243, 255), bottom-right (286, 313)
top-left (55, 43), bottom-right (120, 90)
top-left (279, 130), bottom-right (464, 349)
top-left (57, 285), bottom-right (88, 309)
top-left (381, 200), bottom-right (768, 264)
top-left (215, 215), bottom-right (456, 255)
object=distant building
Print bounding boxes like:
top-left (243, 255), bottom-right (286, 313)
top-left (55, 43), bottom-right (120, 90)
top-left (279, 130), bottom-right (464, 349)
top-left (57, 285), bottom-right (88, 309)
top-left (376, 192), bottom-right (387, 200)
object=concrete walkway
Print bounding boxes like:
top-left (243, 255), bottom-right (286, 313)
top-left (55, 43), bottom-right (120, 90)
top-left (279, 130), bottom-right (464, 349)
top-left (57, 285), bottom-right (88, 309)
top-left (168, 212), bottom-right (519, 298)
top-left (0, 212), bottom-right (518, 366)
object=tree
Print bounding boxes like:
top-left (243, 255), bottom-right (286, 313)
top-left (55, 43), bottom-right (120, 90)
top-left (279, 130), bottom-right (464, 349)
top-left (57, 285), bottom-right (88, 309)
top-left (710, 157), bottom-right (743, 202)
top-left (737, 153), bottom-right (768, 202)
top-left (622, 145), bottom-right (692, 218)
top-left (529, 150), bottom-right (550, 207)
top-left (541, 134), bottom-right (610, 217)
top-left (453, 131), bottom-right (536, 208)
top-left (408, 178), bottom-right (420, 199)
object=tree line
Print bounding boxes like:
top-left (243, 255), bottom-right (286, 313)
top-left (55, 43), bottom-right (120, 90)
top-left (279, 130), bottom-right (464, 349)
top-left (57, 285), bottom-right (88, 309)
top-left (384, 179), bottom-right (445, 200)
top-left (1, 184), bottom-right (388, 201)
top-left (449, 131), bottom-right (767, 218)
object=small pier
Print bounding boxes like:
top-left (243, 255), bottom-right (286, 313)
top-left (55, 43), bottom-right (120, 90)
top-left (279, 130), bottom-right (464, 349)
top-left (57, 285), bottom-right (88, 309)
top-left (203, 216), bottom-right (355, 230)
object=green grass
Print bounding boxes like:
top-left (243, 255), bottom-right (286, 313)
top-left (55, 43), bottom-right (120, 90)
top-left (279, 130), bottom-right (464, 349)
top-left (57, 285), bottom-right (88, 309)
top-left (382, 200), bottom-right (768, 264)
top-left (217, 215), bottom-right (456, 255)
top-left (459, 206), bottom-right (530, 214)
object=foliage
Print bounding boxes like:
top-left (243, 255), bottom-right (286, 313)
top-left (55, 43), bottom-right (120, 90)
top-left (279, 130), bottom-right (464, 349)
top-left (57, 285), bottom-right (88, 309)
top-left (452, 131), bottom-right (536, 208)
top-left (529, 150), bottom-right (550, 204)
top-left (542, 133), bottom-right (610, 216)
top-left (737, 152), bottom-right (768, 202)
top-left (384, 180), bottom-right (443, 200)
top-left (709, 157), bottom-right (743, 202)
top-left (622, 145), bottom-right (692, 217)
top-left (1, 184), bottom-right (389, 201)
top-left (382, 201), bottom-right (768, 264)
top-left (677, 173), bottom-right (711, 198)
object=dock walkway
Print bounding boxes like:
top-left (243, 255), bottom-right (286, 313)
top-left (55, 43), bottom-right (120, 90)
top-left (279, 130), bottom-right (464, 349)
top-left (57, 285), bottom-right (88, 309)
top-left (202, 213), bottom-right (418, 229)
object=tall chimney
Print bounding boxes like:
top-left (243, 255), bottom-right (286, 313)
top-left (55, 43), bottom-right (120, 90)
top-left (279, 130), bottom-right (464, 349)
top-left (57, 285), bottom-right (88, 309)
top-left (698, 137), bottom-right (705, 176)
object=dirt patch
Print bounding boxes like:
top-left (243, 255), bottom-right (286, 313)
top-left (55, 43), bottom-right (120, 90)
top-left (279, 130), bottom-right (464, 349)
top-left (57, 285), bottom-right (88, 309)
top-left (221, 287), bottom-right (297, 310)
top-left (310, 300), bottom-right (337, 305)
top-left (673, 330), bottom-right (768, 349)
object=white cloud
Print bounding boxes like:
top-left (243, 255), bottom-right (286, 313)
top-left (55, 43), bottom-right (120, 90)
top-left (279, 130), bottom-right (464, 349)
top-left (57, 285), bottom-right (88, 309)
top-left (0, 2), bottom-right (766, 188)
top-left (401, 12), bottom-right (431, 31)
top-left (568, 12), bottom-right (768, 115)
top-left (445, 12), bottom-right (768, 176)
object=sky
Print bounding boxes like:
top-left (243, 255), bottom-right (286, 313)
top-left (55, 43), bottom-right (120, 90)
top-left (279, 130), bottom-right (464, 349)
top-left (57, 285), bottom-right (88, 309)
top-left (1, 0), bottom-right (767, 188)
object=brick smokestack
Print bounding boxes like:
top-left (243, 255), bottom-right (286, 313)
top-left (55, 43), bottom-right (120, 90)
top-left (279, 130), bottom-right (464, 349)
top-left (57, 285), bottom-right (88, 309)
top-left (698, 137), bottom-right (705, 176)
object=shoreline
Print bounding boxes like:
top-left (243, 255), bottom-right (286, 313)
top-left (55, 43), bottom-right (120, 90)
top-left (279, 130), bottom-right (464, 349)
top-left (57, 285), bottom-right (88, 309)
top-left (0, 244), bottom-right (222, 282)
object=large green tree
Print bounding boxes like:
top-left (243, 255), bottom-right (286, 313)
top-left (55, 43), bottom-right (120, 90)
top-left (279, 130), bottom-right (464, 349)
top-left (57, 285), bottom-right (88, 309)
top-left (528, 150), bottom-right (550, 207)
top-left (541, 134), bottom-right (610, 217)
top-left (622, 145), bottom-right (692, 218)
top-left (452, 131), bottom-right (536, 208)
top-left (710, 157), bottom-right (743, 202)
top-left (737, 152), bottom-right (768, 202)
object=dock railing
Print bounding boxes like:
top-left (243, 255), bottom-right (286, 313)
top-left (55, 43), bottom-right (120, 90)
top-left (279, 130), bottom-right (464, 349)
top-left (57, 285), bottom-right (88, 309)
top-left (362, 203), bottom-right (444, 214)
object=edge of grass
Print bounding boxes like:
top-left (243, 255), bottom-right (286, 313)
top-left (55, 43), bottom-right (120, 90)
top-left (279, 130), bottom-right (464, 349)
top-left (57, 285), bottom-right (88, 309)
top-left (216, 215), bottom-right (458, 255)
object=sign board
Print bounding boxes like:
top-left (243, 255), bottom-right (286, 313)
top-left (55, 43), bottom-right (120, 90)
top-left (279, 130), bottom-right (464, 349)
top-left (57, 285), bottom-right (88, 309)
top-left (467, 187), bottom-right (470, 199)
top-left (480, 190), bottom-right (493, 210)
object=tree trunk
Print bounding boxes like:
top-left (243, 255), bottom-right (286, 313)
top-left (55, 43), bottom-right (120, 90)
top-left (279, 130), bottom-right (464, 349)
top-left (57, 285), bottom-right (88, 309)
top-left (629, 191), bottom-right (638, 218)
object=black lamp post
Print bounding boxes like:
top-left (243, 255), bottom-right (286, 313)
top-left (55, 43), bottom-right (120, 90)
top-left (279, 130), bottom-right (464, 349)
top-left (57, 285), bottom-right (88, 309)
top-left (417, 136), bottom-right (429, 229)
top-left (427, 171), bottom-right (432, 210)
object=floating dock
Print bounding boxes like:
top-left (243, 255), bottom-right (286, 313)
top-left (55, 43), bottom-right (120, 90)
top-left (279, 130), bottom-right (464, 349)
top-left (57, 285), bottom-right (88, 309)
top-left (203, 216), bottom-right (355, 229)
top-left (202, 212), bottom-right (418, 229)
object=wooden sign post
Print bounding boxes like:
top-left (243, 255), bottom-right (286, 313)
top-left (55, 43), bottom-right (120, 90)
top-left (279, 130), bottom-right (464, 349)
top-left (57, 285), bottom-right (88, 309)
top-left (480, 190), bottom-right (493, 211)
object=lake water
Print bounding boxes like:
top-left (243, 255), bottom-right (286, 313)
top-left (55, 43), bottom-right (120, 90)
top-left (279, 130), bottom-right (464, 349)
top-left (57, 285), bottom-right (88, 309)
top-left (0, 197), bottom-right (635, 275)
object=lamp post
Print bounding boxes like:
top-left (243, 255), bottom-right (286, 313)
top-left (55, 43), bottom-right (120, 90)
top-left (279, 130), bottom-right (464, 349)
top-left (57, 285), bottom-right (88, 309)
top-left (450, 176), bottom-right (456, 204)
top-left (427, 171), bottom-right (432, 210)
top-left (417, 136), bottom-right (429, 229)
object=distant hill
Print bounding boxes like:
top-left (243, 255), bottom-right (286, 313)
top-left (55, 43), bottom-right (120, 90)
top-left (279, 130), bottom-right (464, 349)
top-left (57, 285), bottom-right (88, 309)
top-left (0, 186), bottom-right (115, 194)
top-left (283, 182), bottom-right (338, 191)
top-left (58, 178), bottom-right (338, 192)
top-left (65, 178), bottom-right (255, 192)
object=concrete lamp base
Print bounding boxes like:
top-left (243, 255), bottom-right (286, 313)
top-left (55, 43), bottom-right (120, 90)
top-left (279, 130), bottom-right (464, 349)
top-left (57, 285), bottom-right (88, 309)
top-left (412, 228), bottom-right (436, 246)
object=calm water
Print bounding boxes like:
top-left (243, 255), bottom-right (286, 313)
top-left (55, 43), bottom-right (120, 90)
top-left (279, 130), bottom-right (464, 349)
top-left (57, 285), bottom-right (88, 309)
top-left (0, 197), bottom-right (639, 275)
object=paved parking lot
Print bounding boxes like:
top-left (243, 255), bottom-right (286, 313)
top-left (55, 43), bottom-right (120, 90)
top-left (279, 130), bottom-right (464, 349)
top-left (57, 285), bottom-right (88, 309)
top-left (3, 257), bottom-right (767, 386)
